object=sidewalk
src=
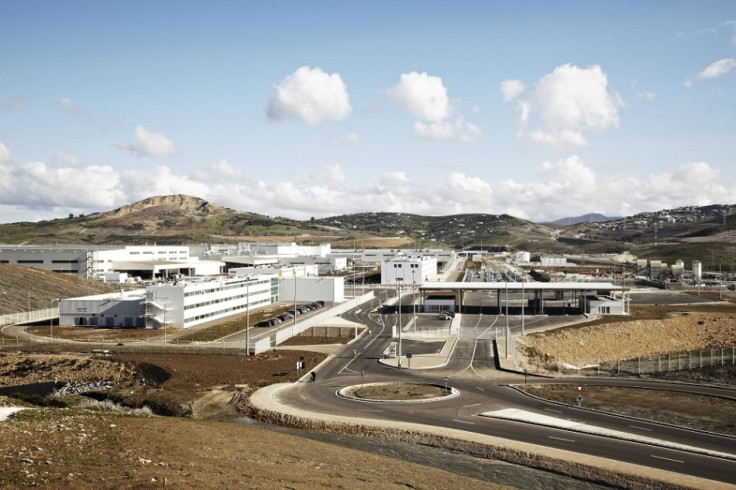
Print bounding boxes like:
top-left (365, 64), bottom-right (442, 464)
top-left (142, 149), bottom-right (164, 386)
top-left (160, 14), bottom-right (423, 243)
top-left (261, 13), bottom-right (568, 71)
top-left (378, 316), bottom-right (459, 369)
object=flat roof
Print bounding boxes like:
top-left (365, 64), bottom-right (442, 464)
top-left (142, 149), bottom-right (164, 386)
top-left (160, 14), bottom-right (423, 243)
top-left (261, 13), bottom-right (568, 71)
top-left (420, 281), bottom-right (626, 292)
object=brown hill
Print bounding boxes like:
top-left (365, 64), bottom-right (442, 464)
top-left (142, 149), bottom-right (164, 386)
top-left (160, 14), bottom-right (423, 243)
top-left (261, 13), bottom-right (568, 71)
top-left (0, 264), bottom-right (120, 315)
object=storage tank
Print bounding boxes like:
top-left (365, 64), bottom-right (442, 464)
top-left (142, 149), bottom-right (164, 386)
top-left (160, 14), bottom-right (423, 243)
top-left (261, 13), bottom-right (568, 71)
top-left (692, 260), bottom-right (702, 281)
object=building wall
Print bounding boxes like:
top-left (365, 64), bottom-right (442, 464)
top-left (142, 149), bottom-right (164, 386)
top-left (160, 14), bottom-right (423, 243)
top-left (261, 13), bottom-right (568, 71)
top-left (278, 276), bottom-right (345, 303)
top-left (59, 291), bottom-right (146, 327)
top-left (381, 257), bottom-right (437, 285)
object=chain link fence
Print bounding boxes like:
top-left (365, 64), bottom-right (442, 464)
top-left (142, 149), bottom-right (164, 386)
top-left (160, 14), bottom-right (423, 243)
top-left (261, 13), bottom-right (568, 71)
top-left (556, 346), bottom-right (736, 376)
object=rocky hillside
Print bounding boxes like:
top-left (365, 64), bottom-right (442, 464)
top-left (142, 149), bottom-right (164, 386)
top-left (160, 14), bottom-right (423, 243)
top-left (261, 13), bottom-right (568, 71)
top-left (0, 195), bottom-right (321, 245)
top-left (0, 264), bottom-right (120, 315)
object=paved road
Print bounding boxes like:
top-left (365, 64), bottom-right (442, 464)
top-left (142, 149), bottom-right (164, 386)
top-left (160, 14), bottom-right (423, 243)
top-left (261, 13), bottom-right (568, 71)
top-left (269, 298), bottom-right (736, 486)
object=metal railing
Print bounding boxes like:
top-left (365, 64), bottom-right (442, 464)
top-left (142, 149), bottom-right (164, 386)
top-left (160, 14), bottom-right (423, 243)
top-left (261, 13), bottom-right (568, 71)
top-left (0, 307), bottom-right (57, 327)
top-left (555, 347), bottom-right (736, 376)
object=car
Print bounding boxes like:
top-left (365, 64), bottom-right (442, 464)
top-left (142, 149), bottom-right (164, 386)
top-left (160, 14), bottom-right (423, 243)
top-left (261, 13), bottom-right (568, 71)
top-left (255, 321), bottom-right (270, 328)
top-left (439, 313), bottom-right (452, 320)
top-left (440, 310), bottom-right (455, 318)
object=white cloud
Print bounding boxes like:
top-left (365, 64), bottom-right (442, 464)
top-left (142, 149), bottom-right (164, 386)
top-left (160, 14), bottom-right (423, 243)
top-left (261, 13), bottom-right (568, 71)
top-left (114, 125), bottom-right (178, 158)
top-left (2, 155), bottom-right (734, 226)
top-left (385, 72), bottom-right (450, 122)
top-left (697, 58), bottom-right (736, 79)
top-left (631, 80), bottom-right (656, 100)
top-left (386, 72), bottom-right (480, 141)
top-left (0, 142), bottom-right (10, 163)
top-left (310, 164), bottom-right (345, 188)
top-left (501, 64), bottom-right (622, 148)
top-left (53, 152), bottom-right (80, 166)
top-left (266, 66), bottom-right (352, 126)
top-left (500, 80), bottom-right (525, 102)
top-left (58, 97), bottom-right (87, 116)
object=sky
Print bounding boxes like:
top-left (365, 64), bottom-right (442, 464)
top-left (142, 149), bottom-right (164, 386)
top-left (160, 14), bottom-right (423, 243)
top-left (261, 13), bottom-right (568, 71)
top-left (1, 1), bottom-right (735, 224)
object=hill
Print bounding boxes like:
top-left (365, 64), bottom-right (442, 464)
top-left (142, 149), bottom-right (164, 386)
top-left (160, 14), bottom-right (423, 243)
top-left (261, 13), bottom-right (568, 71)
top-left (1, 196), bottom-right (736, 263)
top-left (0, 264), bottom-right (120, 315)
top-left (549, 213), bottom-right (620, 225)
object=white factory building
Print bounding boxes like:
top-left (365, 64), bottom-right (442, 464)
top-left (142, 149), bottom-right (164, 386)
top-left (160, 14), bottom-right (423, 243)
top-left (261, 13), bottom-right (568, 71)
top-left (380, 256), bottom-right (438, 286)
top-left (0, 244), bottom-right (224, 280)
top-left (59, 271), bottom-right (346, 329)
top-left (60, 275), bottom-right (278, 329)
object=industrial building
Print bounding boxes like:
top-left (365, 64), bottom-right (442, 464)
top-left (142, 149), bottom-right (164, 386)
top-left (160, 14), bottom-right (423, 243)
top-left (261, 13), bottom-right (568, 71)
top-left (381, 256), bottom-right (438, 285)
top-left (0, 244), bottom-right (223, 280)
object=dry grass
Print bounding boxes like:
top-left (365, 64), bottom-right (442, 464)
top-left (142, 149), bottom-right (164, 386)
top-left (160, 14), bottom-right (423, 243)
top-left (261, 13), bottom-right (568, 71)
top-left (521, 383), bottom-right (736, 436)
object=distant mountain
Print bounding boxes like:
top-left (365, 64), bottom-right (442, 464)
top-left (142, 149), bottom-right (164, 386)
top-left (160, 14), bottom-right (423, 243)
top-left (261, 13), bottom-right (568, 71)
top-left (549, 213), bottom-right (620, 225)
top-left (1, 196), bottom-right (734, 259)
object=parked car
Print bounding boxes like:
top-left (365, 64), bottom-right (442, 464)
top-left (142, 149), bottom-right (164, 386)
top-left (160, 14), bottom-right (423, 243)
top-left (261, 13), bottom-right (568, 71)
top-left (439, 312), bottom-right (453, 320)
top-left (441, 310), bottom-right (455, 318)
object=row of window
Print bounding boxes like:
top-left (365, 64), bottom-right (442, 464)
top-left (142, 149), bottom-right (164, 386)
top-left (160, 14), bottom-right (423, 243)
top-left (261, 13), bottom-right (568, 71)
top-left (183, 278), bottom-right (271, 297)
top-left (184, 297), bottom-right (270, 323)
top-left (183, 289), bottom-right (268, 310)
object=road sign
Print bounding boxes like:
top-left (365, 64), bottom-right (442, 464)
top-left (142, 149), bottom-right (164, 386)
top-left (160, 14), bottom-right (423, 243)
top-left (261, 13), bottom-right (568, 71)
top-left (406, 352), bottom-right (412, 359)
top-left (577, 385), bottom-right (582, 392)
top-left (576, 394), bottom-right (583, 403)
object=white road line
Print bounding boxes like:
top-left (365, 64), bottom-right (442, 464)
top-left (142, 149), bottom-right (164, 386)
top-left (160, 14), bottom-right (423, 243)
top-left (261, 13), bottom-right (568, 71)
top-left (548, 436), bottom-right (575, 443)
top-left (453, 419), bottom-right (476, 425)
top-left (463, 403), bottom-right (482, 408)
top-left (475, 387), bottom-right (486, 392)
top-left (629, 425), bottom-right (653, 431)
top-left (544, 408), bottom-right (562, 414)
top-left (651, 455), bottom-right (684, 464)
top-left (357, 409), bottom-right (383, 412)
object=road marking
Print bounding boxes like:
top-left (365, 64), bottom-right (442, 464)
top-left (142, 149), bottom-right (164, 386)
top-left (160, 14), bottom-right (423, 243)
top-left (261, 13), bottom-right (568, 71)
top-left (629, 425), bottom-right (653, 431)
top-left (543, 408), bottom-right (562, 414)
top-left (453, 419), bottom-right (476, 425)
top-left (548, 436), bottom-right (575, 443)
top-left (475, 386), bottom-right (486, 392)
top-left (651, 455), bottom-right (684, 464)
top-left (463, 403), bottom-right (482, 408)
top-left (357, 409), bottom-right (383, 412)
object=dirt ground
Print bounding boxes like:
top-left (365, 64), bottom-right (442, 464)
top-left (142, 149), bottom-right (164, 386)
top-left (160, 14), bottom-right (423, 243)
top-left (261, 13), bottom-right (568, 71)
top-left (521, 382), bottom-right (736, 436)
top-left (519, 310), bottom-right (736, 367)
top-left (3, 302), bottom-right (736, 488)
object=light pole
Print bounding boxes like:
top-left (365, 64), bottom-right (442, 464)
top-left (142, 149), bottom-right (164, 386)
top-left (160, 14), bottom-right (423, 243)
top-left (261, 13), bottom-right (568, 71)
top-left (161, 296), bottom-right (169, 347)
top-left (50, 298), bottom-right (60, 339)
top-left (246, 278), bottom-right (250, 355)
top-left (396, 277), bottom-right (403, 368)
top-left (412, 269), bottom-right (416, 333)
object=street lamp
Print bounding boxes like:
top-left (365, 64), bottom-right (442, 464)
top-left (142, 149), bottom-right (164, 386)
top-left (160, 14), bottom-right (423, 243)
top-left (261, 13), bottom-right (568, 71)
top-left (50, 298), bottom-right (60, 339)
top-left (161, 296), bottom-right (169, 346)
top-left (411, 269), bottom-right (416, 333)
top-left (396, 277), bottom-right (403, 368)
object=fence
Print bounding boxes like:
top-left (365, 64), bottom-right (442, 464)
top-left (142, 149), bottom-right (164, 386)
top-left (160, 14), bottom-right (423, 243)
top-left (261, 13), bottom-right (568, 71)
top-left (555, 346), bottom-right (736, 376)
top-left (0, 307), bottom-right (57, 327)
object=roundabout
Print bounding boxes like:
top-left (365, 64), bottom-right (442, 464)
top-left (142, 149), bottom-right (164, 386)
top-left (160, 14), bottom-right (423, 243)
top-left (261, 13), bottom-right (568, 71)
top-left (337, 382), bottom-right (459, 403)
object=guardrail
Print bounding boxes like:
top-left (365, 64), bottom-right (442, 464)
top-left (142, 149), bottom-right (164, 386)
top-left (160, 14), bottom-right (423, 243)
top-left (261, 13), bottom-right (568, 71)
top-left (0, 307), bottom-right (57, 327)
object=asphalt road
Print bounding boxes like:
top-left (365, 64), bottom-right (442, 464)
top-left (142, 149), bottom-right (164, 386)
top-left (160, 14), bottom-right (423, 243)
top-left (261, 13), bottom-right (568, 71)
top-left (275, 293), bottom-right (736, 485)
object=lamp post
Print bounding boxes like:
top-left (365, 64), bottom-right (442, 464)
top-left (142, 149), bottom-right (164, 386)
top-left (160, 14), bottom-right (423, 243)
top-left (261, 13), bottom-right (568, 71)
top-left (246, 278), bottom-right (250, 355)
top-left (161, 296), bottom-right (169, 347)
top-left (411, 269), bottom-right (416, 333)
top-left (396, 277), bottom-right (403, 368)
top-left (50, 298), bottom-right (60, 339)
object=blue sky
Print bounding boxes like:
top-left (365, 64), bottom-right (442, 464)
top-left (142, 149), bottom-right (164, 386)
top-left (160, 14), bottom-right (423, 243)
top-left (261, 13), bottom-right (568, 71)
top-left (1, 0), bottom-right (734, 224)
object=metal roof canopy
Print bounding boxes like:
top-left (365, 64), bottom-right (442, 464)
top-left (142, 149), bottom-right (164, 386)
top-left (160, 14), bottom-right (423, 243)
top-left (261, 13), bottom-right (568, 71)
top-left (420, 281), bottom-right (626, 293)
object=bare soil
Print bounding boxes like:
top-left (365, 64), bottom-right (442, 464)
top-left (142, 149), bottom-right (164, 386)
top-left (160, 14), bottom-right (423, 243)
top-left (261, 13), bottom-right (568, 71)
top-left (519, 311), bottom-right (736, 368)
top-left (352, 382), bottom-right (449, 401)
top-left (521, 382), bottom-right (736, 436)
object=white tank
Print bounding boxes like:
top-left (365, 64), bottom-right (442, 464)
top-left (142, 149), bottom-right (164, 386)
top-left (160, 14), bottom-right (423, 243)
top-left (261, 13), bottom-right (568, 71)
top-left (692, 260), bottom-right (702, 280)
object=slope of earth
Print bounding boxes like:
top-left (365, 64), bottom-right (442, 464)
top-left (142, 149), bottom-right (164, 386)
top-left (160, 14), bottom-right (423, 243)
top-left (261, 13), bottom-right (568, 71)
top-left (0, 411), bottom-right (505, 489)
top-left (0, 264), bottom-right (121, 315)
top-left (0, 194), bottom-right (328, 245)
top-left (518, 311), bottom-right (736, 369)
